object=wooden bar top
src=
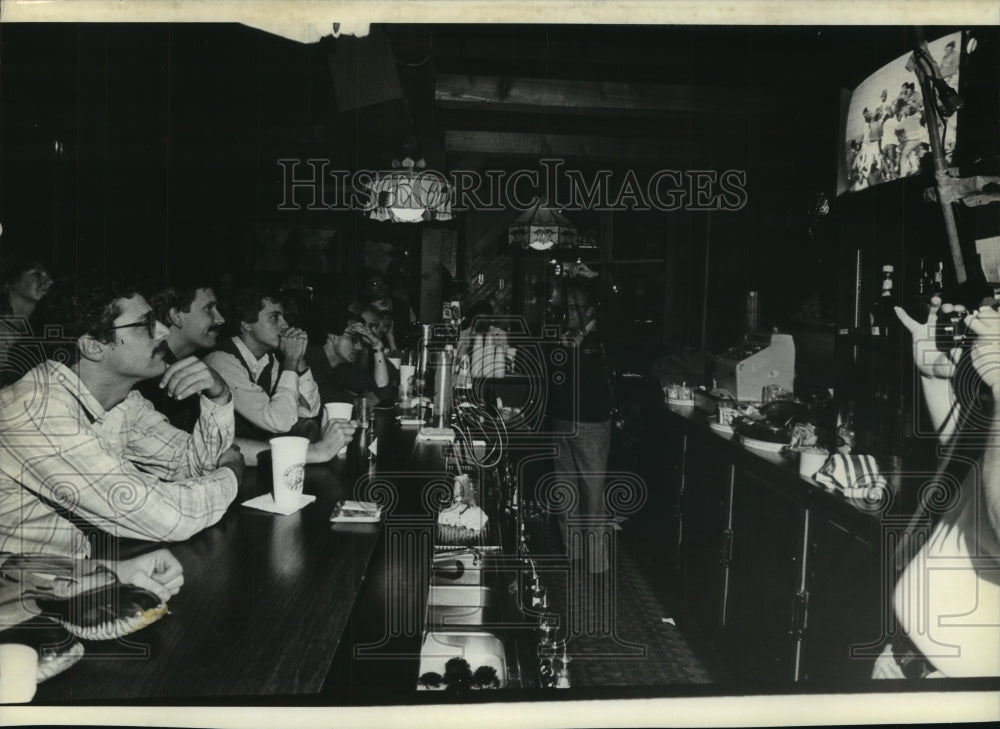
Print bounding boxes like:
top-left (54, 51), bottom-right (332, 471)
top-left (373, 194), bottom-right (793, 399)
top-left (35, 414), bottom-right (428, 702)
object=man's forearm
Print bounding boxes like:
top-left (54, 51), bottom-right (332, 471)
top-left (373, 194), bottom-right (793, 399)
top-left (372, 349), bottom-right (389, 388)
top-left (921, 374), bottom-right (959, 444)
top-left (982, 405), bottom-right (1000, 544)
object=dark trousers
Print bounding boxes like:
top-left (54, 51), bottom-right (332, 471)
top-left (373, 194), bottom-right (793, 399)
top-left (551, 417), bottom-right (612, 573)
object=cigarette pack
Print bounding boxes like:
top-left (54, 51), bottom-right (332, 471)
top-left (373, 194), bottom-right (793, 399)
top-left (330, 500), bottom-right (382, 523)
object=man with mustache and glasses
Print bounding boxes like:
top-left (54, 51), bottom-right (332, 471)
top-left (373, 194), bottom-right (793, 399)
top-left (137, 276), bottom-right (228, 432)
top-left (0, 276), bottom-right (244, 557)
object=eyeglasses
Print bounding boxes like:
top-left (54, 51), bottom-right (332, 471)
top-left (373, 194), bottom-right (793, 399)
top-left (106, 310), bottom-right (159, 339)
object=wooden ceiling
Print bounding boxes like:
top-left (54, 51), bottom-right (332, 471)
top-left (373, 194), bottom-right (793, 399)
top-left (327, 24), bottom-right (929, 174)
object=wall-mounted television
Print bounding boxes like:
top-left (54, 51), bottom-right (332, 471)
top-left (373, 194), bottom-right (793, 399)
top-left (837, 31), bottom-right (963, 196)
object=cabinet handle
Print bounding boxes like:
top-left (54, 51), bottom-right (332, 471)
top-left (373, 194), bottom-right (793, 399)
top-left (789, 591), bottom-right (809, 637)
top-left (721, 529), bottom-right (734, 566)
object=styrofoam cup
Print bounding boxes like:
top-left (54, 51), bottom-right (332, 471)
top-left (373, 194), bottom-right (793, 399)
top-left (324, 402), bottom-right (354, 421)
top-left (399, 364), bottom-right (416, 401)
top-left (799, 450), bottom-right (829, 479)
top-left (269, 436), bottom-right (309, 509)
top-left (0, 644), bottom-right (38, 704)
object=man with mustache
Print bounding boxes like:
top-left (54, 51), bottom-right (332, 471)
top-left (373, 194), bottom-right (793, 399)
top-left (0, 276), bottom-right (243, 557)
top-left (137, 277), bottom-right (227, 432)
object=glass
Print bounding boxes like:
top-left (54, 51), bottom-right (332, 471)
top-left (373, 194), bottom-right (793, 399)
top-left (354, 395), bottom-right (375, 427)
top-left (106, 310), bottom-right (158, 338)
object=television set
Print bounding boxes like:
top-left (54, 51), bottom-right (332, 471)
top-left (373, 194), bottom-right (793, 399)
top-left (837, 31), bottom-right (963, 196)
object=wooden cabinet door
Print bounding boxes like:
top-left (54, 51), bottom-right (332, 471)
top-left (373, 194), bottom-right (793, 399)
top-left (678, 434), bottom-right (734, 642)
top-left (799, 514), bottom-right (884, 683)
top-left (726, 469), bottom-right (808, 682)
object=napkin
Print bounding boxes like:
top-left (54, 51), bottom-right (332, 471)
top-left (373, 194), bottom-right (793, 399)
top-left (242, 493), bottom-right (316, 515)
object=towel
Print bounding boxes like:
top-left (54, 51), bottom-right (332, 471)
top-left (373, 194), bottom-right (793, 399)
top-left (814, 454), bottom-right (887, 500)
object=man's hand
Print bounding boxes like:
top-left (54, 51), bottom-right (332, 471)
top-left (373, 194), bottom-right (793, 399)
top-left (279, 327), bottom-right (309, 373)
top-left (159, 357), bottom-right (230, 402)
top-left (107, 549), bottom-right (184, 603)
top-left (348, 322), bottom-right (383, 352)
top-left (966, 304), bottom-right (1000, 397)
top-left (217, 445), bottom-right (246, 487)
top-left (871, 643), bottom-right (906, 679)
top-left (894, 297), bottom-right (964, 380)
top-left (312, 418), bottom-right (358, 462)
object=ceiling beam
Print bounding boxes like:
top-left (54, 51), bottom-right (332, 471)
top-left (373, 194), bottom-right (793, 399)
top-left (436, 74), bottom-right (766, 116)
top-left (444, 130), bottom-right (693, 166)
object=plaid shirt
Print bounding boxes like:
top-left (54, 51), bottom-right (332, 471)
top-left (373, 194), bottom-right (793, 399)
top-left (0, 361), bottom-right (238, 557)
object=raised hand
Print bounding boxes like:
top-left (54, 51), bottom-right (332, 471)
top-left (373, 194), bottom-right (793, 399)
top-left (279, 327), bottom-right (309, 372)
top-left (894, 297), bottom-right (965, 380)
top-left (159, 356), bottom-right (229, 401)
top-left (348, 321), bottom-right (383, 351)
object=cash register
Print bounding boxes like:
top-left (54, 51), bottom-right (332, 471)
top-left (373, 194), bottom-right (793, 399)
top-left (713, 332), bottom-right (796, 403)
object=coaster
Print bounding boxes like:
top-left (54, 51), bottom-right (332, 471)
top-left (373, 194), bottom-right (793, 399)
top-left (242, 493), bottom-right (316, 515)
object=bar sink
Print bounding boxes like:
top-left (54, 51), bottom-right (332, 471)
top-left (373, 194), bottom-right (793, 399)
top-left (427, 584), bottom-right (494, 606)
top-left (426, 585), bottom-right (499, 627)
top-left (417, 631), bottom-right (508, 689)
top-left (432, 550), bottom-right (486, 586)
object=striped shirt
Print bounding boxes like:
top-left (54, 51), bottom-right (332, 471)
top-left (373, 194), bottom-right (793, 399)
top-left (0, 361), bottom-right (238, 557)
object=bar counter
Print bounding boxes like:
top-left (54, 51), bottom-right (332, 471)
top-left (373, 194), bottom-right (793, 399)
top-left (35, 413), bottom-right (440, 702)
top-left (656, 401), bottom-right (892, 683)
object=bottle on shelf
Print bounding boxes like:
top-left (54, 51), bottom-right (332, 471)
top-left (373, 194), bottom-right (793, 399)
top-left (910, 257), bottom-right (936, 325)
top-left (869, 264), bottom-right (896, 337)
top-left (931, 260), bottom-right (945, 298)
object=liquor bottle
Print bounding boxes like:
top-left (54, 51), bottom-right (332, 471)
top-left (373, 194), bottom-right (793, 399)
top-left (931, 260), bottom-right (945, 298)
top-left (869, 265), bottom-right (896, 337)
top-left (454, 353), bottom-right (472, 404)
top-left (912, 258), bottom-right (934, 321)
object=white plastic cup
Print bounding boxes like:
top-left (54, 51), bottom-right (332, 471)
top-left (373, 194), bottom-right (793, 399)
top-left (324, 402), bottom-right (354, 422)
top-left (799, 450), bottom-right (829, 479)
top-left (0, 644), bottom-right (38, 704)
top-left (269, 436), bottom-right (309, 509)
top-left (399, 364), bottom-right (415, 400)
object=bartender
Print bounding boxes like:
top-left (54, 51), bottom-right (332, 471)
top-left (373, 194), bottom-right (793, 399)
top-left (546, 272), bottom-right (616, 576)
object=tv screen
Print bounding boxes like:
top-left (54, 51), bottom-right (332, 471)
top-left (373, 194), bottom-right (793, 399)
top-left (838, 31), bottom-right (962, 195)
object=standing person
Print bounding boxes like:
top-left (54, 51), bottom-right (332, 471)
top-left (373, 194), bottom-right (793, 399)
top-left (881, 105), bottom-right (901, 179)
top-left (0, 276), bottom-right (243, 557)
top-left (872, 298), bottom-right (1000, 678)
top-left (547, 280), bottom-right (616, 575)
top-left (137, 276), bottom-right (227, 432)
top-left (898, 104), bottom-right (926, 177)
top-left (0, 250), bottom-right (54, 387)
top-left (203, 285), bottom-right (321, 440)
top-left (939, 40), bottom-right (959, 87)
